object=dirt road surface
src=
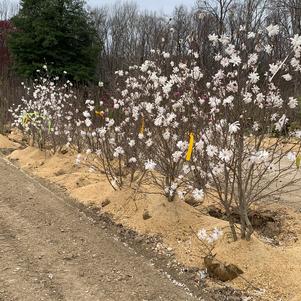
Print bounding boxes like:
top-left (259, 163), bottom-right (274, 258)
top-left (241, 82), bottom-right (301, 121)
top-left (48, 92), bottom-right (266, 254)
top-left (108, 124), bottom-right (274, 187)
top-left (0, 157), bottom-right (201, 301)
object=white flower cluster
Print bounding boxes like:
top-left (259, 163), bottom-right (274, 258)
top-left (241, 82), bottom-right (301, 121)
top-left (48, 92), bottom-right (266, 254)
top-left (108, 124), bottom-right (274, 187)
top-left (197, 228), bottom-right (223, 244)
top-left (10, 74), bottom-right (80, 151)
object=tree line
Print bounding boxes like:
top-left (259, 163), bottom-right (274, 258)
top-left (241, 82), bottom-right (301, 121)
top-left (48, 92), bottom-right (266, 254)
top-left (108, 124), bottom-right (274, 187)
top-left (1, 0), bottom-right (301, 85)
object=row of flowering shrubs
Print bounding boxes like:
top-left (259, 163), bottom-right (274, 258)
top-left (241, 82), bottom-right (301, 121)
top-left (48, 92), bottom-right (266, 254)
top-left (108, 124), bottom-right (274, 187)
top-left (10, 25), bottom-right (301, 240)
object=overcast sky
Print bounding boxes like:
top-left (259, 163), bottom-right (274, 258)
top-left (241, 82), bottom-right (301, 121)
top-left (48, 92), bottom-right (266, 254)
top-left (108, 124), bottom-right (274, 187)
top-left (86, 0), bottom-right (196, 13)
top-left (11, 0), bottom-right (196, 14)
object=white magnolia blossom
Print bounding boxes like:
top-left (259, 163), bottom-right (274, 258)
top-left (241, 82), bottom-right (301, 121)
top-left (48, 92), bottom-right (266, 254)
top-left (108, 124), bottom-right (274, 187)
top-left (229, 121), bottom-right (240, 134)
top-left (192, 188), bottom-right (204, 201)
top-left (163, 52), bottom-right (170, 59)
top-left (266, 24), bottom-right (280, 37)
top-left (287, 152), bottom-right (297, 162)
top-left (248, 72), bottom-right (260, 84)
top-left (275, 114), bottom-right (288, 131)
top-left (172, 151), bottom-right (183, 162)
top-left (144, 159), bottom-right (156, 170)
top-left (294, 130), bottom-right (301, 138)
top-left (247, 31), bottom-right (256, 39)
top-left (84, 118), bottom-right (92, 127)
top-left (197, 229), bottom-right (207, 241)
top-left (288, 97), bottom-right (298, 109)
top-left (129, 140), bottom-right (135, 147)
top-left (250, 150), bottom-right (269, 164)
top-left (253, 122), bottom-right (260, 131)
top-left (291, 34), bottom-right (301, 50)
top-left (129, 157), bottom-right (137, 163)
top-left (75, 154), bottom-right (81, 165)
top-left (264, 44), bottom-right (272, 54)
top-left (163, 130), bottom-right (171, 140)
top-left (269, 63), bottom-right (280, 76)
top-left (219, 149), bottom-right (233, 163)
top-left (206, 145), bottom-right (218, 158)
top-left (223, 95), bottom-right (234, 106)
top-left (248, 53), bottom-right (258, 65)
top-left (113, 146), bottom-right (125, 158)
top-left (229, 53), bottom-right (241, 66)
top-left (209, 228), bottom-right (223, 243)
top-left (197, 228), bottom-right (223, 244)
top-left (208, 33), bottom-right (219, 43)
top-left (282, 73), bottom-right (292, 81)
top-left (219, 34), bottom-right (230, 45)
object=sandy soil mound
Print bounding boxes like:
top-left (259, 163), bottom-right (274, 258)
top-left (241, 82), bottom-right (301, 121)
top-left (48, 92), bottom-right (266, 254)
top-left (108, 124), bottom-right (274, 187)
top-left (8, 146), bottom-right (47, 169)
top-left (7, 145), bottom-right (301, 301)
top-left (0, 134), bottom-right (21, 149)
top-left (7, 128), bottom-right (26, 144)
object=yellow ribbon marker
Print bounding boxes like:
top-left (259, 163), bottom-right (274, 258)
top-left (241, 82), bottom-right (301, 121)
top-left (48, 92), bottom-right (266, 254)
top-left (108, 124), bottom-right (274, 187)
top-left (186, 132), bottom-right (194, 161)
top-left (95, 110), bottom-right (104, 118)
top-left (296, 155), bottom-right (301, 169)
top-left (22, 112), bottom-right (35, 125)
top-left (140, 117), bottom-right (145, 134)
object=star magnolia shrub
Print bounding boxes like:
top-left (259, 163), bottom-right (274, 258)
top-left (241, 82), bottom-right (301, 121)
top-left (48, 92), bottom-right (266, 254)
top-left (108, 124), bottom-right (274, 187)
top-left (195, 27), bottom-right (301, 240)
top-left (10, 24), bottom-right (301, 240)
top-left (10, 68), bottom-right (84, 152)
top-left (79, 52), bottom-right (209, 196)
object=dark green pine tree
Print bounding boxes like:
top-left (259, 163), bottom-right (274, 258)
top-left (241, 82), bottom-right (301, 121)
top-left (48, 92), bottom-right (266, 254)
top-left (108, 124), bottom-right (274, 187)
top-left (8, 0), bottom-right (101, 83)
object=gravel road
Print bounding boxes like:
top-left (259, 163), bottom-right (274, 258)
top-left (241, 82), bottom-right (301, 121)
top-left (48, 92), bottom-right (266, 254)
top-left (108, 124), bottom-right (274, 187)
top-left (0, 156), bottom-right (201, 301)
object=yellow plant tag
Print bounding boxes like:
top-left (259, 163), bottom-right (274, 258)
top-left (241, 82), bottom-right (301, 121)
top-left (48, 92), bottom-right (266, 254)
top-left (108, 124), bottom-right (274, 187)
top-left (140, 117), bottom-right (145, 134)
top-left (186, 132), bottom-right (194, 161)
top-left (95, 110), bottom-right (104, 117)
top-left (296, 155), bottom-right (301, 169)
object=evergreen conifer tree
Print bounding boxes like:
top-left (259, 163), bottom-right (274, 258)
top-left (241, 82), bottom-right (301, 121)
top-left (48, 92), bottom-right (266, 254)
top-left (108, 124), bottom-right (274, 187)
top-left (9, 0), bottom-right (100, 82)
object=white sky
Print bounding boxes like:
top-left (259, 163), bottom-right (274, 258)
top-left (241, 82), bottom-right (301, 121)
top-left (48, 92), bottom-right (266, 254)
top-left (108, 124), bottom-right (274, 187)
top-left (12, 0), bottom-right (196, 14)
top-left (87, 0), bottom-right (196, 13)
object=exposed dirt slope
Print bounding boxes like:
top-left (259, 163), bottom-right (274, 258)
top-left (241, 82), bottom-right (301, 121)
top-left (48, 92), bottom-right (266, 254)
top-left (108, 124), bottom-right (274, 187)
top-left (0, 134), bottom-right (20, 150)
